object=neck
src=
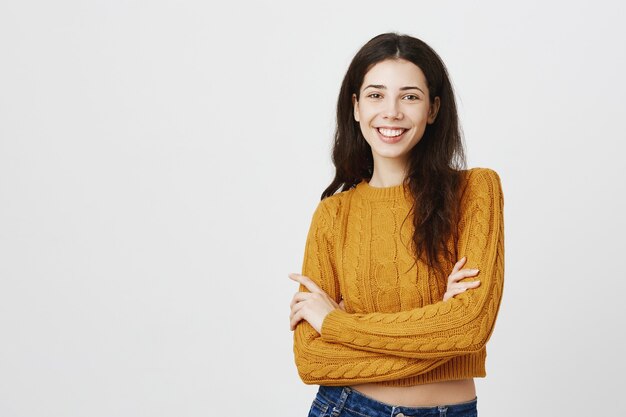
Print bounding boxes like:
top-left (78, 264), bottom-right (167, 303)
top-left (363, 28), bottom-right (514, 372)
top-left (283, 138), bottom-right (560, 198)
top-left (368, 158), bottom-right (409, 188)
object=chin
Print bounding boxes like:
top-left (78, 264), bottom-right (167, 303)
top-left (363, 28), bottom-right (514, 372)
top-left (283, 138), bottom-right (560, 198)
top-left (372, 149), bottom-right (409, 160)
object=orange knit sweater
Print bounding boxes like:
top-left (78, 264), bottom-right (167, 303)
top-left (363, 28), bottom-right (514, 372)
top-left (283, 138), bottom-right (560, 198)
top-left (292, 167), bottom-right (505, 387)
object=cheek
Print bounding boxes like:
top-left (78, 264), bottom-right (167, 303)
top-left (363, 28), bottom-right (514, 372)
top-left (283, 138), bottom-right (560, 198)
top-left (359, 122), bottom-right (373, 139)
top-left (358, 107), bottom-right (376, 122)
top-left (358, 115), bottom-right (377, 135)
top-left (411, 110), bottom-right (431, 126)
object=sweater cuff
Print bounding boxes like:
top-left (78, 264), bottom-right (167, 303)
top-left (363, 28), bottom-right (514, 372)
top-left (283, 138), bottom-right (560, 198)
top-left (320, 308), bottom-right (350, 342)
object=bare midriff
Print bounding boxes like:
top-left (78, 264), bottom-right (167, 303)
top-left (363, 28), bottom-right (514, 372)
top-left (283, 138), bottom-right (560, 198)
top-left (348, 378), bottom-right (476, 407)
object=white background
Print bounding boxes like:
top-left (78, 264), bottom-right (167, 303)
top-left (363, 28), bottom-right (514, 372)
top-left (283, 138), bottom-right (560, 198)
top-left (1, 1), bottom-right (625, 416)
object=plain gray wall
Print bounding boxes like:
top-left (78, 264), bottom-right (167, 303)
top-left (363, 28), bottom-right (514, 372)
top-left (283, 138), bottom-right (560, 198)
top-left (1, 0), bottom-right (625, 416)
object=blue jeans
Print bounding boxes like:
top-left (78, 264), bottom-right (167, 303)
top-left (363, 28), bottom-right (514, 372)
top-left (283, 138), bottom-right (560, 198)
top-left (308, 386), bottom-right (478, 417)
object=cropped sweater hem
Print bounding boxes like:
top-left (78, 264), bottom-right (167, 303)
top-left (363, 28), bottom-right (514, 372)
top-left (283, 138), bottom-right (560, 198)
top-left (355, 350), bottom-right (486, 387)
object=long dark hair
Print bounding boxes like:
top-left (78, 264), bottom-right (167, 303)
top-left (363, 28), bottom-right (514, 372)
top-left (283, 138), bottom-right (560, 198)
top-left (322, 32), bottom-right (467, 282)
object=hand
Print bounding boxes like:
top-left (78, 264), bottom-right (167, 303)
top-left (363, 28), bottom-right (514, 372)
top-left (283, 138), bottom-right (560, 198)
top-left (443, 256), bottom-right (481, 302)
top-left (288, 273), bottom-right (341, 334)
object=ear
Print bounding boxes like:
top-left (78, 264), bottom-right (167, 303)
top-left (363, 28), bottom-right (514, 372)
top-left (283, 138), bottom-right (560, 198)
top-left (352, 93), bottom-right (360, 122)
top-left (427, 96), bottom-right (440, 124)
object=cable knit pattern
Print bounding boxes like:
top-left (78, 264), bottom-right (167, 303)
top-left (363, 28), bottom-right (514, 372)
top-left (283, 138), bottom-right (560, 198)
top-left (292, 167), bottom-right (505, 386)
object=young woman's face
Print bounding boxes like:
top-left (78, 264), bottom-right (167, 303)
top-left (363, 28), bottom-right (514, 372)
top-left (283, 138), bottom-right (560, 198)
top-left (352, 58), bottom-right (440, 168)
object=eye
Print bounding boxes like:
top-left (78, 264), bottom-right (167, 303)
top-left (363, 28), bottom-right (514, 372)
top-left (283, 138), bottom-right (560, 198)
top-left (403, 94), bottom-right (420, 100)
top-left (367, 93), bottom-right (382, 99)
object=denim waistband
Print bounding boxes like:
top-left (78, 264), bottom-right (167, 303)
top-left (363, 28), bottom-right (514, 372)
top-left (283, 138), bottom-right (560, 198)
top-left (317, 385), bottom-right (477, 416)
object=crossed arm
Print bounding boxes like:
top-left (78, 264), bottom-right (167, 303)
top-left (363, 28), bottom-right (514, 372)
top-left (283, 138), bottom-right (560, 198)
top-left (290, 168), bottom-right (504, 385)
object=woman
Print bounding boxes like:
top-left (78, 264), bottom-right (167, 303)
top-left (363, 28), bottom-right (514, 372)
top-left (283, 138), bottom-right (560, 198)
top-left (288, 32), bottom-right (504, 417)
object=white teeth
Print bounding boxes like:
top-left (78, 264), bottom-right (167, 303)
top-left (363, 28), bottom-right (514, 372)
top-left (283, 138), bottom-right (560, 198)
top-left (377, 128), bottom-right (406, 137)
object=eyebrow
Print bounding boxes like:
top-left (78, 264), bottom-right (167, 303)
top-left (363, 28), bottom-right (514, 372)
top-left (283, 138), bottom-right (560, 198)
top-left (363, 84), bottom-right (425, 94)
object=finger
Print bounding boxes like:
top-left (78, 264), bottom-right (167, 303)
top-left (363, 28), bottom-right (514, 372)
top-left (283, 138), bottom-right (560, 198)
top-left (448, 270), bottom-right (468, 284)
top-left (290, 298), bottom-right (307, 318)
top-left (448, 257), bottom-right (467, 283)
top-left (450, 288), bottom-right (467, 299)
top-left (290, 308), bottom-right (300, 329)
top-left (450, 287), bottom-right (468, 296)
top-left (449, 268), bottom-right (480, 284)
top-left (449, 281), bottom-right (480, 296)
top-left (462, 268), bottom-right (479, 278)
top-left (290, 297), bottom-right (310, 324)
top-left (443, 286), bottom-right (467, 301)
top-left (288, 273), bottom-right (322, 294)
top-left (290, 310), bottom-right (304, 330)
top-left (453, 256), bottom-right (467, 271)
top-left (289, 302), bottom-right (301, 322)
top-left (451, 283), bottom-right (466, 291)
top-left (290, 292), bottom-right (312, 309)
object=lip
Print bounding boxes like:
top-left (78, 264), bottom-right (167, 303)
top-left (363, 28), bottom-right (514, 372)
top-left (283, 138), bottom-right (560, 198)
top-left (376, 127), bottom-right (407, 144)
top-left (376, 126), bottom-right (409, 130)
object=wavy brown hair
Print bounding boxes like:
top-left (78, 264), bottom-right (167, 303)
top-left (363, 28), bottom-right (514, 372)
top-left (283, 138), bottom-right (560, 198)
top-left (321, 32), bottom-right (467, 282)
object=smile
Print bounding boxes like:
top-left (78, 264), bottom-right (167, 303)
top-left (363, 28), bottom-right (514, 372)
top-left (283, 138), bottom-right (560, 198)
top-left (376, 127), bottom-right (408, 143)
top-left (377, 127), bottom-right (406, 137)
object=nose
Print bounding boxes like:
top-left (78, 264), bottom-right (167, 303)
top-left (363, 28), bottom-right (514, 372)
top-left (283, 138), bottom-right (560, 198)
top-left (383, 98), bottom-right (402, 119)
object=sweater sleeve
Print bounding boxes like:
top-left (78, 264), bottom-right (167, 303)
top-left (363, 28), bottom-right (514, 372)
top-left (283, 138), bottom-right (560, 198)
top-left (292, 198), bottom-right (455, 385)
top-left (319, 168), bottom-right (505, 359)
